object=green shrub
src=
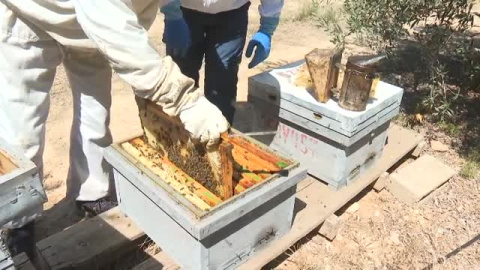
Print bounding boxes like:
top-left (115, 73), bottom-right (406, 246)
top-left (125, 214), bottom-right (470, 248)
top-left (460, 146), bottom-right (480, 180)
top-left (318, 0), bottom-right (479, 122)
top-left (460, 160), bottom-right (479, 180)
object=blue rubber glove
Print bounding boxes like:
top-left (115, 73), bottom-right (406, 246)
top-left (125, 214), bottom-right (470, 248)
top-left (245, 17), bottom-right (280, 69)
top-left (245, 32), bottom-right (271, 69)
top-left (161, 1), bottom-right (191, 57)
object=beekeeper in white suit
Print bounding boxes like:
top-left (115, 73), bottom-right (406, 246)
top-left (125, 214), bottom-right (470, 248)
top-left (0, 0), bottom-right (228, 259)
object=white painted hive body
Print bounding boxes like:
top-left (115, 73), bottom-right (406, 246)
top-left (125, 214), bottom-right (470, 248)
top-left (0, 250), bottom-right (13, 270)
top-left (105, 136), bottom-right (307, 270)
top-left (248, 60), bottom-right (404, 189)
top-left (0, 139), bottom-right (46, 270)
top-left (0, 138), bottom-right (46, 228)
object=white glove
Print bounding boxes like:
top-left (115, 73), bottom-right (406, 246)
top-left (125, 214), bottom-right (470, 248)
top-left (179, 96), bottom-right (229, 148)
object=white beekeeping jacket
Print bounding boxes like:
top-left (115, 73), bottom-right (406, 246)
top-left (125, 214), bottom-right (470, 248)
top-left (1, 0), bottom-right (200, 115)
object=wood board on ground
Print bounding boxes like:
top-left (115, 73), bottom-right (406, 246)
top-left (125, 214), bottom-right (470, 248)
top-left (35, 207), bottom-right (145, 270)
top-left (12, 253), bottom-right (35, 270)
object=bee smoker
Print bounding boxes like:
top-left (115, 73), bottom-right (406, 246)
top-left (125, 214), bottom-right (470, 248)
top-left (338, 54), bottom-right (386, 111)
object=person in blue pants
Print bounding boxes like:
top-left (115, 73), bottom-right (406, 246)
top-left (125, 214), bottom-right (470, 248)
top-left (161, 0), bottom-right (284, 124)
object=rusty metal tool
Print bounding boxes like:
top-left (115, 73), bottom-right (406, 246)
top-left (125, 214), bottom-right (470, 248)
top-left (305, 47), bottom-right (344, 103)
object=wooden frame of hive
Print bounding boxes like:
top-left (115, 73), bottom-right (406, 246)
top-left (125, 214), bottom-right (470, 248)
top-left (0, 150), bottom-right (17, 176)
top-left (113, 132), bottom-right (297, 217)
top-left (119, 98), bottom-right (297, 214)
top-left (112, 124), bottom-right (298, 219)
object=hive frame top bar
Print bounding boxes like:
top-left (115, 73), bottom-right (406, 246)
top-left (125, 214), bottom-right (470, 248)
top-left (0, 138), bottom-right (37, 185)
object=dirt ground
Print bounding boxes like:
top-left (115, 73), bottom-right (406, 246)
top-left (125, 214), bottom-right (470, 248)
top-left (35, 0), bottom-right (479, 269)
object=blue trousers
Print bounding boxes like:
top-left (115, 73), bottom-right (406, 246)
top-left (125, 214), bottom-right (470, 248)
top-left (168, 3), bottom-right (250, 124)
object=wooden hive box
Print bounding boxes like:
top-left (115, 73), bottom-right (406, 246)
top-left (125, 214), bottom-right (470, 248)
top-left (105, 100), bottom-right (307, 269)
top-left (248, 61), bottom-right (404, 189)
top-left (0, 139), bottom-right (47, 227)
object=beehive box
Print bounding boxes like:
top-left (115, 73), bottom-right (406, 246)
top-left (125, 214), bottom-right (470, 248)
top-left (105, 132), bottom-right (306, 269)
top-left (0, 139), bottom-right (46, 228)
top-left (248, 60), bottom-right (403, 189)
top-left (0, 249), bottom-right (14, 270)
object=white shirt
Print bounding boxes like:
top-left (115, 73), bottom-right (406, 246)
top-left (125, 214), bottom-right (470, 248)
top-left (180, 0), bottom-right (284, 17)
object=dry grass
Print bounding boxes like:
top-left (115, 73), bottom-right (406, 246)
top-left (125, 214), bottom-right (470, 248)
top-left (279, 172), bottom-right (480, 269)
top-left (460, 146), bottom-right (480, 180)
top-left (460, 160), bottom-right (479, 180)
top-left (293, 0), bottom-right (320, 22)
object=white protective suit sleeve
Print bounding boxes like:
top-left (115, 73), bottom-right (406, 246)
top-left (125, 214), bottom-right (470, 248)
top-left (72, 0), bottom-right (201, 116)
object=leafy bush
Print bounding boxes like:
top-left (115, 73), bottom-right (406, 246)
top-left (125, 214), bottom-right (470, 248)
top-left (317, 0), bottom-right (479, 122)
top-left (344, 0), bottom-right (475, 49)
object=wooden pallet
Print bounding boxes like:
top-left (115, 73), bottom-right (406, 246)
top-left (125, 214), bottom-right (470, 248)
top-left (12, 253), bottom-right (35, 270)
top-left (30, 207), bottom-right (145, 269)
top-left (20, 124), bottom-right (422, 270)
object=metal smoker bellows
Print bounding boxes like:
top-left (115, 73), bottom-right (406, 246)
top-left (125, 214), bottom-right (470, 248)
top-left (339, 54), bottom-right (387, 111)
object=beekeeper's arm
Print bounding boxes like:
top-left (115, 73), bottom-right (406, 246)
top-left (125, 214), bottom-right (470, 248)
top-left (246, 0), bottom-right (284, 68)
top-left (72, 0), bottom-right (228, 146)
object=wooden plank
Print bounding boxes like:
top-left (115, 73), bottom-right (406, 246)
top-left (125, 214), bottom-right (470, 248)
top-left (13, 253), bottom-right (35, 270)
top-left (233, 171), bottom-right (265, 194)
top-left (133, 251), bottom-right (179, 270)
top-left (37, 207), bottom-right (145, 270)
top-left (227, 136), bottom-right (290, 168)
top-left (232, 143), bottom-right (281, 172)
top-left (411, 140), bottom-right (426, 158)
top-left (219, 142), bottom-right (234, 199)
top-left (373, 172), bottom-right (390, 192)
top-left (387, 155), bottom-right (455, 205)
top-left (318, 215), bottom-right (341, 241)
top-left (231, 148), bottom-right (272, 179)
top-left (238, 124), bottom-right (423, 269)
top-left (122, 140), bottom-right (217, 209)
top-left (234, 184), bottom-right (247, 194)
